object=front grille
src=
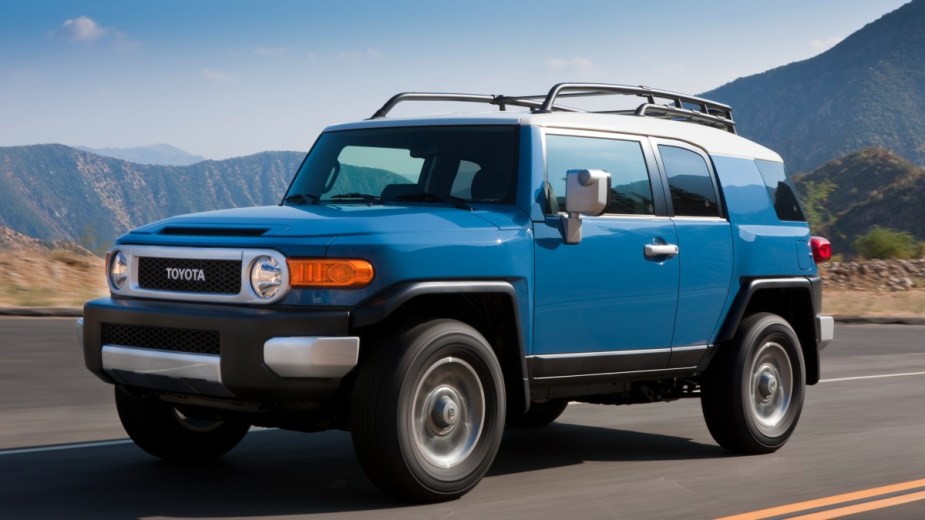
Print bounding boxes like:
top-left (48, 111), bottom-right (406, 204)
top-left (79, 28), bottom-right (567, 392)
top-left (102, 323), bottom-right (220, 355)
top-left (138, 257), bottom-right (241, 294)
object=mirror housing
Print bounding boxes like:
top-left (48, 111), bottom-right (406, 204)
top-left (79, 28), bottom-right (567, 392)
top-left (563, 169), bottom-right (610, 244)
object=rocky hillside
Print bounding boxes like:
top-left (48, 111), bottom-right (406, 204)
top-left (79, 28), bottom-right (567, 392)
top-left (794, 148), bottom-right (925, 252)
top-left (703, 0), bottom-right (925, 172)
top-left (0, 225), bottom-right (106, 308)
top-left (76, 144), bottom-right (206, 166)
top-left (0, 145), bottom-right (303, 252)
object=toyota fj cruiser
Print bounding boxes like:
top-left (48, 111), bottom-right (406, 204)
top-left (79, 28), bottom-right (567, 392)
top-left (79, 83), bottom-right (834, 502)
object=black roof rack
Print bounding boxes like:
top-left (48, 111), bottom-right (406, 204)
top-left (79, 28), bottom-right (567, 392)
top-left (369, 82), bottom-right (736, 134)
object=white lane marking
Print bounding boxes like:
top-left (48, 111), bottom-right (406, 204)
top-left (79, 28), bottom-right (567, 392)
top-left (0, 439), bottom-right (133, 457)
top-left (820, 371), bottom-right (925, 383)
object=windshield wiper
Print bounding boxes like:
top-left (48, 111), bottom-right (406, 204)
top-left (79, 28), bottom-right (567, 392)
top-left (283, 193), bottom-right (319, 205)
top-left (394, 192), bottom-right (471, 210)
top-left (329, 193), bottom-right (380, 204)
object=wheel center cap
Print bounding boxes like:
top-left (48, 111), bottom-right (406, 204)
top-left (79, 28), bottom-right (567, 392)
top-left (432, 395), bottom-right (459, 428)
top-left (758, 371), bottom-right (778, 401)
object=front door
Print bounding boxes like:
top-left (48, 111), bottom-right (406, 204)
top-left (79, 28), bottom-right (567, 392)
top-left (531, 132), bottom-right (679, 378)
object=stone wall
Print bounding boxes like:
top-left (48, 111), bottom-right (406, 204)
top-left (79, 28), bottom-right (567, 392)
top-left (819, 259), bottom-right (925, 291)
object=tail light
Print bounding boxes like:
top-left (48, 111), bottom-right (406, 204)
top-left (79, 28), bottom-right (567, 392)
top-left (810, 236), bottom-right (832, 263)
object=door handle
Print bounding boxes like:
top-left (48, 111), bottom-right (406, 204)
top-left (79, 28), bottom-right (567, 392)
top-left (644, 243), bottom-right (679, 258)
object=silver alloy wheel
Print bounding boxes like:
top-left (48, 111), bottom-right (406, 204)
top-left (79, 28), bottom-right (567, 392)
top-left (411, 356), bottom-right (485, 469)
top-left (748, 341), bottom-right (793, 436)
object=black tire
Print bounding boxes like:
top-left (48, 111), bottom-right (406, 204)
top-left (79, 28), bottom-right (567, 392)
top-left (701, 312), bottom-right (806, 454)
top-left (351, 319), bottom-right (506, 502)
top-left (115, 386), bottom-right (250, 462)
top-left (507, 399), bottom-right (569, 428)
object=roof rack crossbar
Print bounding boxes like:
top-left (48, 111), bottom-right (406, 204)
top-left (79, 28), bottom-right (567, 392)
top-left (369, 92), bottom-right (586, 119)
top-left (368, 83), bottom-right (736, 133)
top-left (538, 83), bottom-right (735, 133)
top-left (634, 104), bottom-right (736, 132)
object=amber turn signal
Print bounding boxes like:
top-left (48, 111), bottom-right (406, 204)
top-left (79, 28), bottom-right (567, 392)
top-left (287, 259), bottom-right (374, 288)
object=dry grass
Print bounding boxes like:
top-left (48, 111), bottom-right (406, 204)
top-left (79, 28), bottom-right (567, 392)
top-left (0, 250), bottom-right (108, 308)
top-left (823, 289), bottom-right (925, 317)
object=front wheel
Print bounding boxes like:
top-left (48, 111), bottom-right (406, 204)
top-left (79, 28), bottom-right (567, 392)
top-left (115, 386), bottom-right (250, 462)
top-left (700, 313), bottom-right (806, 454)
top-left (351, 319), bottom-right (506, 502)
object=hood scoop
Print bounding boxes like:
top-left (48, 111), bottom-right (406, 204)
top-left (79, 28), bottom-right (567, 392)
top-left (159, 226), bottom-right (270, 237)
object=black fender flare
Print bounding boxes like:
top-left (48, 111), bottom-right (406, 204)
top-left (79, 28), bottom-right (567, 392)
top-left (351, 280), bottom-right (530, 413)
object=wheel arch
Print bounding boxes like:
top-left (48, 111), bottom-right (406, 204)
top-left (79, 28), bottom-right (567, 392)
top-left (713, 278), bottom-right (820, 385)
top-left (351, 281), bottom-right (530, 415)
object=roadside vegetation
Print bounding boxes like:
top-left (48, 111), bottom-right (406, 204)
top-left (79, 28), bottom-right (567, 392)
top-left (853, 227), bottom-right (925, 260)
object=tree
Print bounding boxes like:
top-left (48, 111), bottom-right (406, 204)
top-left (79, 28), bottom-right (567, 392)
top-left (797, 179), bottom-right (836, 229)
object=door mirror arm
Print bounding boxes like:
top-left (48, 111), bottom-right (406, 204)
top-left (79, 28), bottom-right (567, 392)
top-left (561, 169), bottom-right (611, 244)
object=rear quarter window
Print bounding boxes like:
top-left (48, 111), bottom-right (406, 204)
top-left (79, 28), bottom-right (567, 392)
top-left (755, 159), bottom-right (805, 221)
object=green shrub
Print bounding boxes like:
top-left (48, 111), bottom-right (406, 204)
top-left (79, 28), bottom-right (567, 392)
top-left (853, 227), bottom-right (922, 259)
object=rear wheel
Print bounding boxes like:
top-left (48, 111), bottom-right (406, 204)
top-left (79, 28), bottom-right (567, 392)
top-left (115, 386), bottom-right (250, 461)
top-left (351, 319), bottom-right (506, 502)
top-left (701, 313), bottom-right (805, 454)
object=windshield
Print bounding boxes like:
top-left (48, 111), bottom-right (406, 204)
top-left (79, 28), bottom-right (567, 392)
top-left (284, 125), bottom-right (518, 206)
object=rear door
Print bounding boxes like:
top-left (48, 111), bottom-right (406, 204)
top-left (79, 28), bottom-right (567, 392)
top-left (653, 140), bottom-right (734, 362)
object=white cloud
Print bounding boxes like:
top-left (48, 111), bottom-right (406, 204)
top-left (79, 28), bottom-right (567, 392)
top-left (58, 16), bottom-right (107, 41)
top-left (546, 57), bottom-right (593, 74)
top-left (200, 68), bottom-right (236, 83)
top-left (52, 16), bottom-right (141, 51)
top-left (810, 36), bottom-right (843, 54)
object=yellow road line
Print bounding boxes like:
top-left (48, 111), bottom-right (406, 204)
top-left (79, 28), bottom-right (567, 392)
top-left (715, 478), bottom-right (925, 520)
top-left (788, 489), bottom-right (925, 520)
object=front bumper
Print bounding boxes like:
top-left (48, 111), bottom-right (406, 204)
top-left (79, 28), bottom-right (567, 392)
top-left (80, 297), bottom-right (358, 401)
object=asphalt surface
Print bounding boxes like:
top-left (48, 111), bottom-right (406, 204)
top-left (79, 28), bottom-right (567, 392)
top-left (2, 317), bottom-right (924, 519)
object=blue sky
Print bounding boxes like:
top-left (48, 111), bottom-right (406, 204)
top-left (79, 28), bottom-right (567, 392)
top-left (0, 0), bottom-right (910, 159)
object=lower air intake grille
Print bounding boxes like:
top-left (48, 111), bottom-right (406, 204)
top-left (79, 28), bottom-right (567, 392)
top-left (138, 257), bottom-right (241, 294)
top-left (102, 323), bottom-right (220, 356)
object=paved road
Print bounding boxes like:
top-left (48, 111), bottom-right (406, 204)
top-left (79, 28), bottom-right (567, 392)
top-left (2, 318), bottom-right (924, 519)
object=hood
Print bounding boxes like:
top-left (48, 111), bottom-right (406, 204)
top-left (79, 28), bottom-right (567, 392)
top-left (128, 203), bottom-right (524, 240)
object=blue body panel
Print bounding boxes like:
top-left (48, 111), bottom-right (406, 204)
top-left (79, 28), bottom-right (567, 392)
top-left (671, 218), bottom-right (733, 347)
top-left (709, 155), bottom-right (815, 336)
top-left (119, 202), bottom-right (537, 351)
top-left (532, 216), bottom-right (678, 355)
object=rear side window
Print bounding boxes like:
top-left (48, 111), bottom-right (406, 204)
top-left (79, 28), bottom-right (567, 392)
top-left (546, 134), bottom-right (654, 215)
top-left (755, 159), bottom-right (805, 221)
top-left (658, 145), bottom-right (720, 218)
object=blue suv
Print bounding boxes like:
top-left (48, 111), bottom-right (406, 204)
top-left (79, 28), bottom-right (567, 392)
top-left (79, 83), bottom-right (834, 502)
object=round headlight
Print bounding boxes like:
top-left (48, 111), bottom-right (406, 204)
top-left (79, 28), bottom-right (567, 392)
top-left (109, 251), bottom-right (129, 290)
top-left (250, 255), bottom-right (282, 299)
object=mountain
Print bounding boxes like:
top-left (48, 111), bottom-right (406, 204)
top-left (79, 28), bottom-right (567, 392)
top-left (0, 145), bottom-right (303, 252)
top-left (794, 147), bottom-right (925, 252)
top-left (76, 143), bottom-right (207, 166)
top-left (702, 0), bottom-right (925, 173)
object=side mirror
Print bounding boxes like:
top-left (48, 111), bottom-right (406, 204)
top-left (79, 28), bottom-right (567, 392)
top-left (563, 169), bottom-right (610, 244)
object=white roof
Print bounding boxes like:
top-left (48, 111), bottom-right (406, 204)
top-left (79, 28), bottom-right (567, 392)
top-left (327, 111), bottom-right (782, 162)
